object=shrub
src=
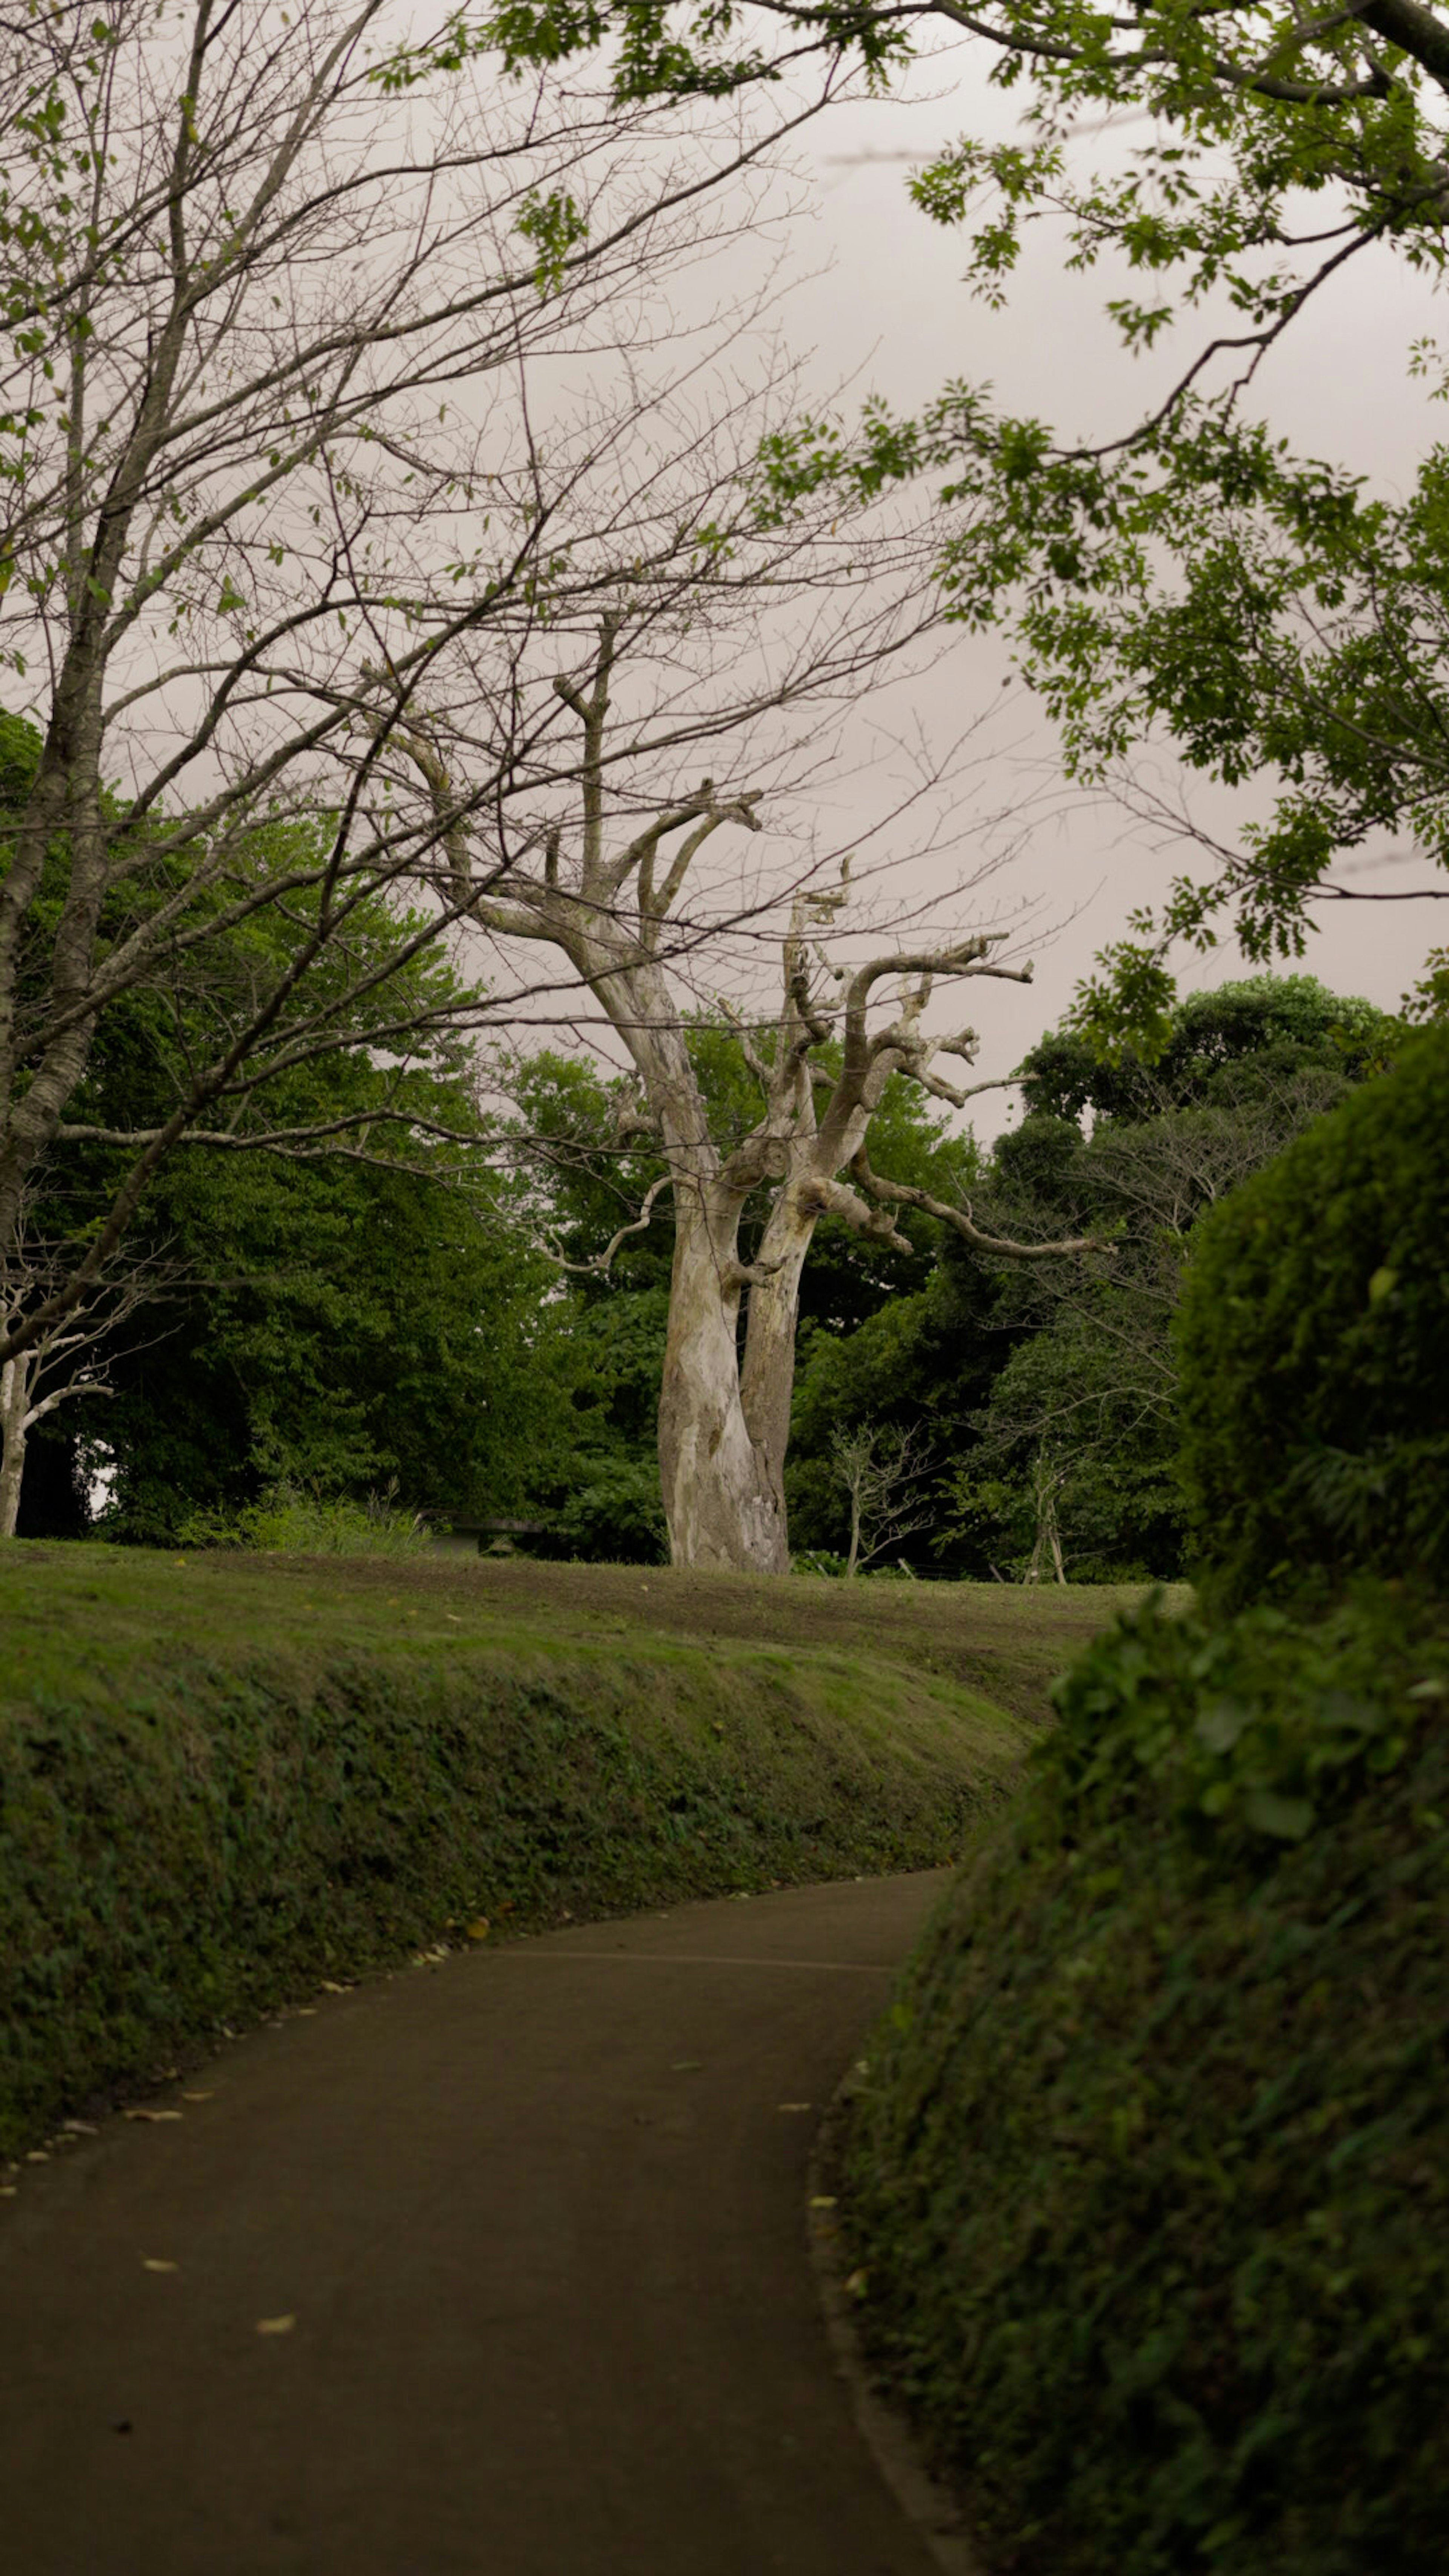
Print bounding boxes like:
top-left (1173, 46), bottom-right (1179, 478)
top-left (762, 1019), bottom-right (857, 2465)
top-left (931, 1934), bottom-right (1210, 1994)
top-left (1175, 1024), bottom-right (1449, 1609)
top-left (171, 1478), bottom-right (435, 1557)
top-left (840, 1586), bottom-right (1449, 2576)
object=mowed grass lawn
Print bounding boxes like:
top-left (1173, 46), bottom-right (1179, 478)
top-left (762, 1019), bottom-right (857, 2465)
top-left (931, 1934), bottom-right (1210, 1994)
top-left (3, 1541), bottom-right (1171, 1738)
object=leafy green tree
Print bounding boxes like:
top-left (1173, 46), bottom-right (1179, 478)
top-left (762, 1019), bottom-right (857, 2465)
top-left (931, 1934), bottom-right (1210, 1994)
top-left (8, 780), bottom-right (562, 1541)
top-left (454, 0), bottom-right (1449, 1012)
top-left (787, 977), bottom-right (1387, 1576)
top-left (786, 1229), bottom-right (1009, 1562)
top-left (96, 1149), bottom-right (560, 1546)
top-left (947, 991), bottom-right (1388, 1574)
top-left (1018, 977), bottom-right (1391, 1122)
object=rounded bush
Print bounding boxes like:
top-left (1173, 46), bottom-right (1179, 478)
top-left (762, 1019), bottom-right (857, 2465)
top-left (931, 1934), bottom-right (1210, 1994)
top-left (1175, 1023), bottom-right (1449, 1607)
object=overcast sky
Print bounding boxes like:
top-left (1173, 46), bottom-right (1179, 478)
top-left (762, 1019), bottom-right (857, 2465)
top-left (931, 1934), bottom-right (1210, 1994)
top-left (754, 58), bottom-right (1447, 1132)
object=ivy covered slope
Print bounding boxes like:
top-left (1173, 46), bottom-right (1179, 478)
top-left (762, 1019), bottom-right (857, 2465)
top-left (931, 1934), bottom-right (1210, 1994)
top-left (0, 1548), bottom-right (1042, 2162)
top-left (840, 1587), bottom-right (1449, 2576)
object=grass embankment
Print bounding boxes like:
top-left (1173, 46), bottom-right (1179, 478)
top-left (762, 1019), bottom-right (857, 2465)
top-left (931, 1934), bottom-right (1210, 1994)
top-left (0, 1547), bottom-right (1141, 2159)
top-left (839, 1586), bottom-right (1449, 2576)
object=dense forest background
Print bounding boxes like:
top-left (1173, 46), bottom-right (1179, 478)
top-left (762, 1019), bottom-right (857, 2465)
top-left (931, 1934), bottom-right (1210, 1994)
top-left (17, 954), bottom-right (1394, 1582)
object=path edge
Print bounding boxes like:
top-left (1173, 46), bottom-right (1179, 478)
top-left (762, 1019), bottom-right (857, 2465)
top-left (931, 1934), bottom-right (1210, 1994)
top-left (806, 2066), bottom-right (989, 2576)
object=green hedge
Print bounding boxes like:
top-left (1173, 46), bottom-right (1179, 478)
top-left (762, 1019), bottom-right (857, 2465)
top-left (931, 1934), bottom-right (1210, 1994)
top-left (840, 1586), bottom-right (1449, 2576)
top-left (1175, 1023), bottom-right (1449, 1609)
top-left (0, 1632), bottom-right (1000, 2160)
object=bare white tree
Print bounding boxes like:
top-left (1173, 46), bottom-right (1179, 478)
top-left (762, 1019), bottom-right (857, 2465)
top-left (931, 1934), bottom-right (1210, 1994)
top-left (1023, 1447), bottom-right (1066, 1587)
top-left (431, 611), bottom-right (1106, 1572)
top-left (830, 1419), bottom-right (934, 1578)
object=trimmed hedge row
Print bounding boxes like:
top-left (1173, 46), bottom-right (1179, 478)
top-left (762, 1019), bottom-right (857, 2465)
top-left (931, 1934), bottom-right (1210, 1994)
top-left (1, 1632), bottom-right (999, 2159)
top-left (840, 1585), bottom-right (1449, 2576)
top-left (1175, 1022), bottom-right (1449, 1610)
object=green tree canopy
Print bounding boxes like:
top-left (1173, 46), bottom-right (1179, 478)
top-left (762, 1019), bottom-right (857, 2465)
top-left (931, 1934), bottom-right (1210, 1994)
top-left (434, 0), bottom-right (1449, 1021)
top-left (787, 976), bottom-right (1385, 1575)
top-left (8, 766), bottom-right (560, 1542)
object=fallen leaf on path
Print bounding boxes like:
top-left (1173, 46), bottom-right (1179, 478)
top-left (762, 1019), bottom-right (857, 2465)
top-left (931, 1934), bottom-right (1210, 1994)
top-left (809, 2195), bottom-right (838, 2210)
top-left (777, 2103), bottom-right (813, 2114)
top-left (255, 2315), bottom-right (295, 2336)
top-left (142, 2258), bottom-right (179, 2274)
top-left (26, 2150), bottom-right (49, 2163)
top-left (62, 2118), bottom-right (97, 2134)
top-left (295, 2007), bottom-right (317, 2016)
top-left (671, 2059), bottom-right (703, 2073)
top-left (319, 1981), bottom-right (350, 1993)
top-left (465, 1919), bottom-right (490, 1940)
top-left (182, 2091), bottom-right (214, 2102)
top-left (125, 2108), bottom-right (182, 2123)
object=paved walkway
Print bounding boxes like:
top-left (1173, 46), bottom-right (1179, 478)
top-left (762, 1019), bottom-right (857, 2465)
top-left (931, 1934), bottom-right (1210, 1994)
top-left (2, 1872), bottom-right (950, 2576)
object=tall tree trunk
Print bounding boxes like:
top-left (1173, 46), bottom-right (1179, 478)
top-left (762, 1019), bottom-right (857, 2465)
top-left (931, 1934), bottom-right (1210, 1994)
top-left (845, 1492), bottom-right (862, 1579)
top-left (737, 1192), bottom-right (816, 1522)
top-left (656, 1194), bottom-right (787, 1573)
top-left (0, 1356), bottom-right (28, 1539)
top-left (655, 1160), bottom-right (824, 1574)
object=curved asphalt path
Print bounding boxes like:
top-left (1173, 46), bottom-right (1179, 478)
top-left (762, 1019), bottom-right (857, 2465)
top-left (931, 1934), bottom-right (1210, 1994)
top-left (2, 1871), bottom-right (949, 2576)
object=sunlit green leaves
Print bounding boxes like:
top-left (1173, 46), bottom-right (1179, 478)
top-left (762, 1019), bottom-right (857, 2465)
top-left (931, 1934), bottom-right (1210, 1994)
top-left (514, 186), bottom-right (589, 295)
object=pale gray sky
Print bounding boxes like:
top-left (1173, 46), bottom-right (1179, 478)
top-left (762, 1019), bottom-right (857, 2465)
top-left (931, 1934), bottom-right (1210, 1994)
top-left (764, 63), bottom-right (1447, 1129)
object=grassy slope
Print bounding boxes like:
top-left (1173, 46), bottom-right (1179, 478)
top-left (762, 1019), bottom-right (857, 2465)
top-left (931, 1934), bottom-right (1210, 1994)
top-left (1, 1547), bottom-right (1151, 2159)
top-left (3, 1545), bottom-right (1154, 1731)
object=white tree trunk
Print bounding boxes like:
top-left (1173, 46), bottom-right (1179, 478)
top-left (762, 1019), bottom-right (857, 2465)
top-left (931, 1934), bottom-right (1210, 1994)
top-left (656, 1163), bottom-right (824, 1574)
top-left (657, 1197), bottom-right (790, 1573)
top-left (0, 1355), bottom-right (29, 1540)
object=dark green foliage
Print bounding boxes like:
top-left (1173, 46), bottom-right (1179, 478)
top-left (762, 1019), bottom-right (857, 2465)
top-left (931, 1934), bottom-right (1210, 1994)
top-left (536, 1447), bottom-right (668, 1565)
top-left (4, 726), bottom-right (556, 1540)
top-left (0, 1596), bottom-right (1001, 2158)
top-left (1020, 980), bottom-right (1387, 1125)
top-left (97, 1150), bottom-right (558, 1543)
top-left (841, 1587), bottom-right (1449, 2576)
top-left (1176, 1025), bottom-right (1449, 1609)
top-left (786, 1252), bottom-right (1005, 1564)
top-left (785, 978), bottom-right (1377, 1583)
top-left (14, 1419), bottom-right (91, 1539)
